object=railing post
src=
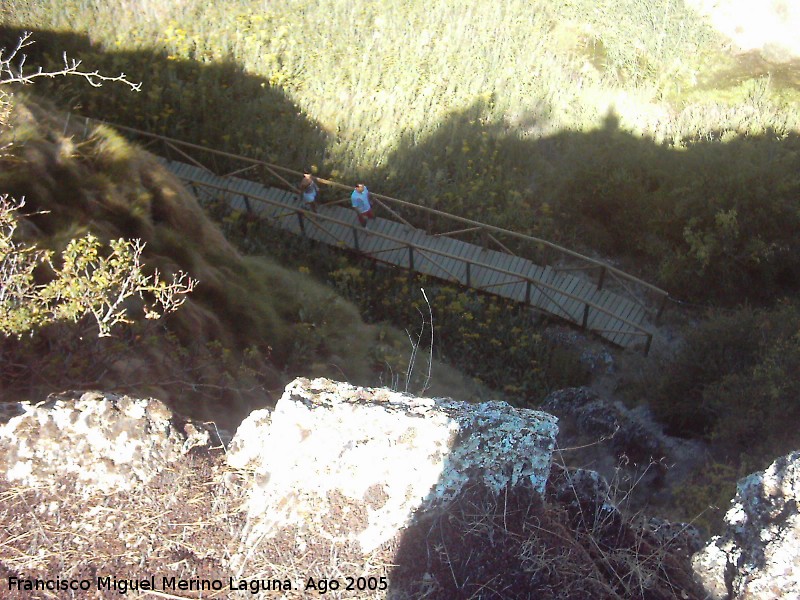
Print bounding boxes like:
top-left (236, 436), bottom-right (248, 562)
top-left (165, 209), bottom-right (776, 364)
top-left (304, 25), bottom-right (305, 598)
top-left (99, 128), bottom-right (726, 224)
top-left (656, 294), bottom-right (668, 323)
top-left (297, 211), bottom-right (305, 237)
top-left (480, 227), bottom-right (488, 251)
top-left (597, 266), bottom-right (606, 290)
top-left (352, 227), bottom-right (360, 251)
top-left (465, 261), bottom-right (471, 287)
top-left (582, 304), bottom-right (590, 329)
top-left (525, 279), bottom-right (531, 305)
top-left (644, 333), bottom-right (653, 357)
top-left (408, 245), bottom-right (415, 271)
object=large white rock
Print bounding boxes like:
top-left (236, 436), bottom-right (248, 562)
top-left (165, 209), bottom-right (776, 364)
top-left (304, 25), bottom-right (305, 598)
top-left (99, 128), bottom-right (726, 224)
top-left (693, 450), bottom-right (800, 600)
top-left (227, 377), bottom-right (558, 554)
top-left (0, 391), bottom-right (209, 493)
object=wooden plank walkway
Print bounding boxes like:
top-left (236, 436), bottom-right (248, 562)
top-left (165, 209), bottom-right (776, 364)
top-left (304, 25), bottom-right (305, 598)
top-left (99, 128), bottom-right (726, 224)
top-left (162, 158), bottom-right (654, 351)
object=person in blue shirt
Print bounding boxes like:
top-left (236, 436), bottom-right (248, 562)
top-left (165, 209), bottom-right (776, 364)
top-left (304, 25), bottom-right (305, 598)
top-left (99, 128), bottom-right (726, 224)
top-left (350, 183), bottom-right (375, 227)
top-left (298, 170), bottom-right (319, 213)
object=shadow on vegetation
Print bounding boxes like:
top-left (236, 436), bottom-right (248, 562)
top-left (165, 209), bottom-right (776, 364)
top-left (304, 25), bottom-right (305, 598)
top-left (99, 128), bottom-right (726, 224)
top-left (378, 104), bottom-right (800, 551)
top-left (5, 26), bottom-right (799, 306)
top-left (386, 480), bottom-right (705, 599)
top-left (0, 26), bottom-right (337, 426)
top-left (0, 26), bottom-right (328, 168)
top-left (381, 100), bottom-right (800, 305)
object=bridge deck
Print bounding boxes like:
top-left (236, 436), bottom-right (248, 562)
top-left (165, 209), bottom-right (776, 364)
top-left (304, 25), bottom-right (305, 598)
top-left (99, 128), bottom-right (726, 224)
top-left (164, 159), bottom-right (653, 350)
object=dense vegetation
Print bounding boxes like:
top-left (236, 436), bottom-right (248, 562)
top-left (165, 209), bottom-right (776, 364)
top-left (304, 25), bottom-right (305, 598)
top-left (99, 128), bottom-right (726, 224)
top-left (653, 302), bottom-right (800, 465)
top-left (2, 0), bottom-right (799, 529)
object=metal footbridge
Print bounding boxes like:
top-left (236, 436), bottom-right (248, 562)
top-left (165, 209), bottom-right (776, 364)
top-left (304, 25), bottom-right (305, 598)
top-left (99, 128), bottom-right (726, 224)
top-left (64, 115), bottom-right (669, 354)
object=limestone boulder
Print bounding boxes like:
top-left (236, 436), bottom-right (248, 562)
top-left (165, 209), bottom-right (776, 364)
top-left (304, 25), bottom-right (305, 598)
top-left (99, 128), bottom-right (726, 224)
top-left (0, 391), bottom-right (211, 493)
top-left (226, 377), bottom-right (559, 554)
top-left (693, 450), bottom-right (800, 600)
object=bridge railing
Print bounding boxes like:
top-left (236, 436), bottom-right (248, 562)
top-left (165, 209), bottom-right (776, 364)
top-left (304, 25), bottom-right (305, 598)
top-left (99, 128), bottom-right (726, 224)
top-left (62, 113), bottom-right (669, 324)
top-left (169, 173), bottom-right (657, 354)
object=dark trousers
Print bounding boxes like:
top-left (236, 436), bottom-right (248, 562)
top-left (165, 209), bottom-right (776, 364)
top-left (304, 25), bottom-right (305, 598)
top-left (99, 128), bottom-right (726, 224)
top-left (356, 208), bottom-right (375, 226)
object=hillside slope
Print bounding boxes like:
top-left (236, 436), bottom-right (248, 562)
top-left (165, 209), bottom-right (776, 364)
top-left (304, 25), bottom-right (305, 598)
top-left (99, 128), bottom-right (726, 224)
top-left (2, 1), bottom-right (798, 533)
top-left (0, 93), bottom-right (481, 426)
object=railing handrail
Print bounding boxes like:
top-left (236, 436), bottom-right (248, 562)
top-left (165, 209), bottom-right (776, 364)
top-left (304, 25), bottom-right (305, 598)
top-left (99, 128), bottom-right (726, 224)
top-left (78, 114), bottom-right (669, 301)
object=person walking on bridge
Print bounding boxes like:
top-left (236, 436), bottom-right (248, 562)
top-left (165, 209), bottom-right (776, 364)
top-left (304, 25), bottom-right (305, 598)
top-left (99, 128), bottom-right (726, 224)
top-left (298, 169), bottom-right (319, 213)
top-left (351, 182), bottom-right (375, 227)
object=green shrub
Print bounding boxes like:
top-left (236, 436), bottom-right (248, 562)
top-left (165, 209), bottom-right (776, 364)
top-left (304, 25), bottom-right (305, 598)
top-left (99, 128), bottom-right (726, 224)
top-left (652, 301), bottom-right (800, 463)
top-left (0, 196), bottom-right (195, 337)
top-left (3, 3), bottom-right (799, 304)
top-left (651, 306), bottom-right (760, 437)
top-left (327, 265), bottom-right (590, 403)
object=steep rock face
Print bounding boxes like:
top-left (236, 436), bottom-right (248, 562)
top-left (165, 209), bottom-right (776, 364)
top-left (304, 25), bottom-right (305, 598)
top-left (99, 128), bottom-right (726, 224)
top-left (227, 377), bottom-right (558, 554)
top-left (693, 450), bottom-right (800, 600)
top-left (0, 391), bottom-right (210, 492)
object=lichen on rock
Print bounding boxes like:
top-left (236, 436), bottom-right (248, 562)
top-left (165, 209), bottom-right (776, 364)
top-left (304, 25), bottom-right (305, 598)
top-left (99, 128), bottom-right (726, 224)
top-left (693, 449), bottom-right (800, 600)
top-left (227, 377), bottom-right (558, 554)
top-left (0, 391), bottom-right (210, 493)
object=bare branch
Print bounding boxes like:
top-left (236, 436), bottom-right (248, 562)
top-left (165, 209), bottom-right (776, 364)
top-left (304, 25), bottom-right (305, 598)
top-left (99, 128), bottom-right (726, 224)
top-left (0, 31), bottom-right (141, 92)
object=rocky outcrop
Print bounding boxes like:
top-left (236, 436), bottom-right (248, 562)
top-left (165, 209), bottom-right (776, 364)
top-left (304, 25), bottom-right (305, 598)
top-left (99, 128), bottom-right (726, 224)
top-left (693, 450), bottom-right (800, 600)
top-left (227, 377), bottom-right (559, 555)
top-left (0, 390), bottom-right (211, 492)
top-left (542, 387), bottom-right (665, 462)
top-left (542, 387), bottom-right (707, 511)
top-left (0, 380), bottom-right (719, 599)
